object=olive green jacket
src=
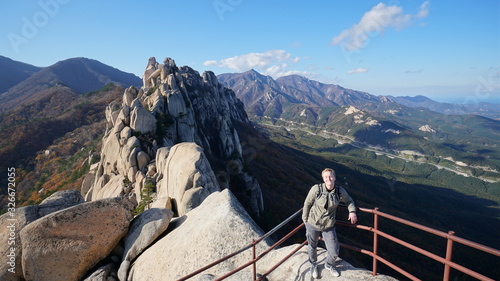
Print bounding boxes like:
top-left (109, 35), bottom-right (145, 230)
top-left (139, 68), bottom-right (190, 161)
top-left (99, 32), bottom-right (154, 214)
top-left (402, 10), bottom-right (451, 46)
top-left (302, 183), bottom-right (356, 230)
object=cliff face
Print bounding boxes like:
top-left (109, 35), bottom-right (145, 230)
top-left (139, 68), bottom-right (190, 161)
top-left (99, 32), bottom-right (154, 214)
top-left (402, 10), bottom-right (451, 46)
top-left (84, 57), bottom-right (263, 219)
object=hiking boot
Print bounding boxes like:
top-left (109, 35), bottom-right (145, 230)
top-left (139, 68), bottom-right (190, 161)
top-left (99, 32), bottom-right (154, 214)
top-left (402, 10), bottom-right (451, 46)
top-left (325, 263), bottom-right (340, 277)
top-left (310, 263), bottom-right (318, 278)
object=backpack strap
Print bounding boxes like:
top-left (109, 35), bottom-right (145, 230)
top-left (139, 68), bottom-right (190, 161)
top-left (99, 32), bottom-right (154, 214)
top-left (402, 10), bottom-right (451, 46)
top-left (316, 183), bottom-right (340, 200)
top-left (316, 183), bottom-right (323, 200)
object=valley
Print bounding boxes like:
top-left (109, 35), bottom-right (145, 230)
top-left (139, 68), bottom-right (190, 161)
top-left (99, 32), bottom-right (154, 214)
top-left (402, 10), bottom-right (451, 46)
top-left (259, 118), bottom-right (500, 184)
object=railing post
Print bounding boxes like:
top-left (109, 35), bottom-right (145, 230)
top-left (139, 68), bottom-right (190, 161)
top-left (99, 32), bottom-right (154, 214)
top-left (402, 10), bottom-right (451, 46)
top-left (252, 239), bottom-right (257, 281)
top-left (372, 207), bottom-right (379, 276)
top-left (443, 231), bottom-right (455, 281)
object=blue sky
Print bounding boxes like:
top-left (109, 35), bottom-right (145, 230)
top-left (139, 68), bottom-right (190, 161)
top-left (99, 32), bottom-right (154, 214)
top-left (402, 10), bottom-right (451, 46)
top-left (1, 0), bottom-right (499, 103)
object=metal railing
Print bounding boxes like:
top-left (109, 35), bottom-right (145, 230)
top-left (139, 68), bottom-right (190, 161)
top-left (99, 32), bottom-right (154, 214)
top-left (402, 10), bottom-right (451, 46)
top-left (348, 207), bottom-right (500, 281)
top-left (177, 206), bottom-right (500, 281)
top-left (176, 208), bottom-right (305, 281)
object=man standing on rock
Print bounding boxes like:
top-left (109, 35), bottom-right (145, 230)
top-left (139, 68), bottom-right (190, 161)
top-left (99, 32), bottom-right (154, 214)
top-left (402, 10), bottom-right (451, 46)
top-left (302, 168), bottom-right (358, 278)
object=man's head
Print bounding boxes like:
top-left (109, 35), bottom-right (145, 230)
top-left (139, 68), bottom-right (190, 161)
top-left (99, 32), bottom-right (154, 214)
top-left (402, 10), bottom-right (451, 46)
top-left (322, 168), bottom-right (336, 189)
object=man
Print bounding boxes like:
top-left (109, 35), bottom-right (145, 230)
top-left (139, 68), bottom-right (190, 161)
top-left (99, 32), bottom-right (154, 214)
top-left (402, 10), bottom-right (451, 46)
top-left (302, 168), bottom-right (358, 278)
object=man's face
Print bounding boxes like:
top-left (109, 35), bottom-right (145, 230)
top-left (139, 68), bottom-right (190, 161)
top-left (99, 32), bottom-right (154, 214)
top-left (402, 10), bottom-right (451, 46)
top-left (322, 171), bottom-right (335, 188)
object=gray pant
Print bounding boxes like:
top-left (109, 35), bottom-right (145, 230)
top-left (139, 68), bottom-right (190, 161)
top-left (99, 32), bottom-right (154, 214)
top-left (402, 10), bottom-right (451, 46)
top-left (305, 222), bottom-right (339, 267)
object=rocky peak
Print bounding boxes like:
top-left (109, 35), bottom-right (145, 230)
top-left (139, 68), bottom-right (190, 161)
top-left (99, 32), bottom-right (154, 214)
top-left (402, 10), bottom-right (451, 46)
top-left (83, 57), bottom-right (263, 220)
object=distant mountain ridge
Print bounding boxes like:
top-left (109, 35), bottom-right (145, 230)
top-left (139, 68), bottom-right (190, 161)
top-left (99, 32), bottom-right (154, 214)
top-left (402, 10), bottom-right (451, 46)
top-left (218, 70), bottom-right (392, 116)
top-left (0, 56), bottom-right (41, 93)
top-left (0, 57), bottom-right (142, 111)
top-left (218, 69), bottom-right (500, 180)
top-left (218, 69), bottom-right (499, 120)
top-left (389, 95), bottom-right (500, 119)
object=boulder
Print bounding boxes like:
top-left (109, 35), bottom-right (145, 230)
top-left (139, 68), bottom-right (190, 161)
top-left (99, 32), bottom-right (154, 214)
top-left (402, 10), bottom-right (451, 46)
top-left (117, 208), bottom-right (174, 281)
top-left (0, 206), bottom-right (41, 281)
top-left (82, 264), bottom-right (115, 281)
top-left (38, 190), bottom-right (85, 216)
top-left (143, 57), bottom-right (158, 87)
top-left (136, 151), bottom-right (150, 172)
top-left (0, 190), bottom-right (84, 281)
top-left (167, 91), bottom-right (187, 118)
top-left (130, 101), bottom-right (156, 134)
top-left (116, 106), bottom-right (131, 127)
top-left (119, 127), bottom-right (132, 146)
top-left (155, 147), bottom-right (170, 178)
top-left (94, 174), bottom-right (126, 200)
top-left (123, 86), bottom-right (138, 107)
top-left (152, 142), bottom-right (220, 215)
top-left (81, 170), bottom-right (96, 197)
top-left (100, 129), bottom-right (121, 176)
top-left (150, 95), bottom-right (165, 115)
top-left (105, 101), bottom-right (120, 125)
top-left (20, 197), bottom-right (134, 281)
top-left (128, 189), bottom-right (272, 280)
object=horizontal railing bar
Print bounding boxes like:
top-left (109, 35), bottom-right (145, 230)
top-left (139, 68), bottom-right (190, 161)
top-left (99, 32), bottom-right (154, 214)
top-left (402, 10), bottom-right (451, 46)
top-left (340, 241), bottom-right (423, 281)
top-left (359, 207), bottom-right (450, 238)
top-left (339, 242), bottom-right (374, 256)
top-left (257, 241), bottom-right (308, 281)
top-left (255, 208), bottom-right (303, 244)
top-left (359, 208), bottom-right (499, 280)
top-left (176, 244), bottom-right (253, 281)
top-left (257, 223), bottom-right (305, 259)
top-left (340, 212), bottom-right (498, 281)
top-left (336, 220), bottom-right (372, 231)
top-left (361, 207), bottom-right (500, 256)
top-left (176, 209), bottom-right (303, 281)
top-left (375, 254), bottom-right (422, 281)
top-left (448, 235), bottom-right (500, 257)
top-left (213, 221), bottom-right (305, 281)
top-left (375, 228), bottom-right (446, 264)
top-left (339, 242), bottom-right (422, 281)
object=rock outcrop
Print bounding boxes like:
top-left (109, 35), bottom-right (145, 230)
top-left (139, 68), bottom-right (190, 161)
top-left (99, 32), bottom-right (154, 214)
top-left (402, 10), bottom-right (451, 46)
top-left (152, 142), bottom-right (220, 216)
top-left (84, 57), bottom-right (264, 220)
top-left (20, 197), bottom-right (134, 281)
top-left (127, 189), bottom-right (272, 281)
top-left (0, 190), bottom-right (84, 281)
top-left (118, 208), bottom-right (174, 281)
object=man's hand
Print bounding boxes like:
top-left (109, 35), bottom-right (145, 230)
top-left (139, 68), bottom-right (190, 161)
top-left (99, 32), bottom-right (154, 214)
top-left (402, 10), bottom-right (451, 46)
top-left (348, 212), bottom-right (358, 224)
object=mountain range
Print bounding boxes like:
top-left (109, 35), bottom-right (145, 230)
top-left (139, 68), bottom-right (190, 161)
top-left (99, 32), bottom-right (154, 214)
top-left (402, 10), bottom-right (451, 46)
top-left (0, 56), bottom-right (41, 94)
top-left (219, 70), bottom-right (500, 181)
top-left (0, 56), bottom-right (141, 111)
top-left (389, 94), bottom-right (500, 119)
top-left (0, 57), bottom-right (141, 196)
top-left (0, 56), bottom-right (498, 280)
top-left (218, 69), bottom-right (500, 120)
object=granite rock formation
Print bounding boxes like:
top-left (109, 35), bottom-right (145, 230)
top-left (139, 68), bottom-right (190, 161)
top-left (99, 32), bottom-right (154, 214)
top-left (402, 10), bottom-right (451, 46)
top-left (84, 57), bottom-right (263, 220)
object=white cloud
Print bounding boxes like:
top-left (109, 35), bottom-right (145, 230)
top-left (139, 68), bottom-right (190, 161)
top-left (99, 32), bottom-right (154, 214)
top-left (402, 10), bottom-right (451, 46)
top-left (202, 60), bottom-right (218, 66)
top-left (203, 50), bottom-right (309, 78)
top-left (347, 67), bottom-right (369, 74)
top-left (265, 63), bottom-right (311, 78)
top-left (331, 1), bottom-right (430, 51)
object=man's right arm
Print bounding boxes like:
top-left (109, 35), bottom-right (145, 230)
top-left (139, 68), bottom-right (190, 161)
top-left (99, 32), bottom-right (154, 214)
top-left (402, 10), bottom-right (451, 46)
top-left (302, 185), bottom-right (317, 223)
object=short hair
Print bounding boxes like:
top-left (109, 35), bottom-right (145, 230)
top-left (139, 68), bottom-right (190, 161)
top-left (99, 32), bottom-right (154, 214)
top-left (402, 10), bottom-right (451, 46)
top-left (321, 168), bottom-right (336, 177)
